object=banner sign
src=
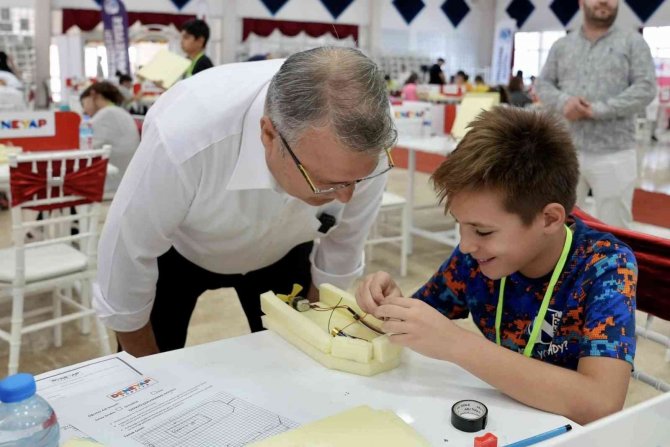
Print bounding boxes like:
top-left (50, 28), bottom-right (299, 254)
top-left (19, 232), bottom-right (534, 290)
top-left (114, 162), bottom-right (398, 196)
top-left (490, 19), bottom-right (516, 86)
top-left (0, 111), bottom-right (56, 138)
top-left (101, 0), bottom-right (131, 77)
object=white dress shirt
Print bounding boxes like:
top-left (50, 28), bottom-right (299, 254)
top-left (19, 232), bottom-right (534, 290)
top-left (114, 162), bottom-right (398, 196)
top-left (94, 59), bottom-right (386, 332)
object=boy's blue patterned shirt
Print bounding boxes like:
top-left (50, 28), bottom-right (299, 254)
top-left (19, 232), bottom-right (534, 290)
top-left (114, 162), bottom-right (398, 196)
top-left (413, 217), bottom-right (637, 369)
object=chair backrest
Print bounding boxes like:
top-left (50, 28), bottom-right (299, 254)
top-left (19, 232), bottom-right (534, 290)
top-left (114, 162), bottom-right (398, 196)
top-left (573, 207), bottom-right (670, 321)
top-left (8, 147), bottom-right (110, 284)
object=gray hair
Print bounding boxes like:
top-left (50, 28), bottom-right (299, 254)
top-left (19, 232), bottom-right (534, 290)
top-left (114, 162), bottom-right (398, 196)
top-left (265, 47), bottom-right (397, 154)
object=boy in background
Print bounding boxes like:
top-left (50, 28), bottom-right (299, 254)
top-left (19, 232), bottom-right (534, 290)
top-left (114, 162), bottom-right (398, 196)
top-left (181, 19), bottom-right (214, 78)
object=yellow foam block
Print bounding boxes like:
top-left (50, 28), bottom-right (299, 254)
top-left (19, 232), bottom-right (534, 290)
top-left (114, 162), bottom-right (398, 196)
top-left (261, 290), bottom-right (331, 353)
top-left (331, 335), bottom-right (372, 364)
top-left (249, 405), bottom-right (430, 447)
top-left (260, 283), bottom-right (402, 376)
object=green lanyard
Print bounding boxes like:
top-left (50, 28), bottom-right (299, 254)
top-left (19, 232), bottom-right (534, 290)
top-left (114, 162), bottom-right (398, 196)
top-left (495, 225), bottom-right (572, 357)
top-left (185, 52), bottom-right (204, 77)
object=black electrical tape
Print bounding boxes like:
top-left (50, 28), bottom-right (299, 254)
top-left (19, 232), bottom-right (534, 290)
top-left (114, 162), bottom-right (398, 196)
top-left (450, 400), bottom-right (488, 432)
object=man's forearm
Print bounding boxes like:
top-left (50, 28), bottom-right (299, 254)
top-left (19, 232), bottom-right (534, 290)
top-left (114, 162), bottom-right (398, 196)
top-left (116, 321), bottom-right (160, 357)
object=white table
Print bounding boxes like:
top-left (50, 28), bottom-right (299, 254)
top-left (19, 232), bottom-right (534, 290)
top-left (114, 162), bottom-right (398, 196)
top-left (395, 135), bottom-right (459, 251)
top-left (0, 163), bottom-right (119, 193)
top-left (134, 331), bottom-right (575, 446)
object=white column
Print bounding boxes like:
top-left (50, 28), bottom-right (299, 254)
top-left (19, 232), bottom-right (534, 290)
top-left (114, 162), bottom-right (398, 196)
top-left (221, 0), bottom-right (239, 64)
top-left (368, 0), bottom-right (382, 57)
top-left (34, 0), bottom-right (51, 109)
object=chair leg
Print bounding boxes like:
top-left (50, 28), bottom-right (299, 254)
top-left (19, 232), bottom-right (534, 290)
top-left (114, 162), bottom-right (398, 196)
top-left (400, 204), bottom-right (409, 277)
top-left (52, 289), bottom-right (62, 348)
top-left (95, 316), bottom-right (111, 356)
top-left (78, 282), bottom-right (91, 335)
top-left (8, 288), bottom-right (25, 375)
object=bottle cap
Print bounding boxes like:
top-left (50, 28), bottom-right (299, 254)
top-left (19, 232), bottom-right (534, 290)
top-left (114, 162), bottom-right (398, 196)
top-left (0, 373), bottom-right (37, 403)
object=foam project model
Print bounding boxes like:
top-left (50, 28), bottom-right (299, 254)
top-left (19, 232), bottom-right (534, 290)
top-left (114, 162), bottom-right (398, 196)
top-left (260, 283), bottom-right (402, 376)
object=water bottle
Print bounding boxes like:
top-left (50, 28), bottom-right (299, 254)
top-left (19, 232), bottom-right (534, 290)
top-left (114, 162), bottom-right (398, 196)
top-left (79, 115), bottom-right (94, 150)
top-left (0, 373), bottom-right (60, 447)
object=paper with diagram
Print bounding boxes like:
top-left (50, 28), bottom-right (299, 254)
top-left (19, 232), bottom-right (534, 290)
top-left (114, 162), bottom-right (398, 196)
top-left (37, 353), bottom-right (299, 446)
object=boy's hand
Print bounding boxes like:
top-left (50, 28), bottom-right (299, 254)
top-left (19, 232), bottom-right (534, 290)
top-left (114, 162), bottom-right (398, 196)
top-left (356, 271), bottom-right (402, 314)
top-left (374, 296), bottom-right (460, 361)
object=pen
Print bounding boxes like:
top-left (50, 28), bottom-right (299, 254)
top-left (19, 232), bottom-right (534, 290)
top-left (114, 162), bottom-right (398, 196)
top-left (504, 424), bottom-right (572, 447)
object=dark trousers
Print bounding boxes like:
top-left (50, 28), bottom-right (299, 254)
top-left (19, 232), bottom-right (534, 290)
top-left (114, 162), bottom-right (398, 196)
top-left (150, 242), bottom-right (313, 352)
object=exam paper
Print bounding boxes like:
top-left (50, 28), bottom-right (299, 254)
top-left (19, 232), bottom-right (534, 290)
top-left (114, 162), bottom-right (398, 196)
top-left (46, 358), bottom-right (299, 447)
top-left (36, 352), bottom-right (141, 445)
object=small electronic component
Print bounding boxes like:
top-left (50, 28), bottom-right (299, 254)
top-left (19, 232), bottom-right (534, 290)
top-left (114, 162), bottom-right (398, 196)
top-left (291, 298), bottom-right (310, 312)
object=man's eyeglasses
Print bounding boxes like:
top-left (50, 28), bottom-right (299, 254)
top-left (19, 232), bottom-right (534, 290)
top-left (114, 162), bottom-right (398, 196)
top-left (277, 132), bottom-right (394, 195)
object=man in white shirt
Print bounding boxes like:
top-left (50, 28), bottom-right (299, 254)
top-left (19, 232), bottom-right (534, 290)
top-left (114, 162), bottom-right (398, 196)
top-left (95, 47), bottom-right (398, 357)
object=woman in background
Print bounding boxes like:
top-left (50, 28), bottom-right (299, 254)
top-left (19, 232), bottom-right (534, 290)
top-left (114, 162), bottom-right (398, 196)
top-left (401, 73), bottom-right (419, 101)
top-left (80, 82), bottom-right (140, 194)
top-left (0, 51), bottom-right (22, 90)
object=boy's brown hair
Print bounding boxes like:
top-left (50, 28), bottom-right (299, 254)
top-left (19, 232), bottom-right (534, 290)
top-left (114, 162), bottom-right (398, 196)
top-left (432, 106), bottom-right (579, 225)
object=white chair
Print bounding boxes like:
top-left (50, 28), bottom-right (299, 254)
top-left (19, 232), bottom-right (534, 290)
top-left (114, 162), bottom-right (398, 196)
top-left (366, 192), bottom-right (409, 276)
top-left (0, 148), bottom-right (112, 374)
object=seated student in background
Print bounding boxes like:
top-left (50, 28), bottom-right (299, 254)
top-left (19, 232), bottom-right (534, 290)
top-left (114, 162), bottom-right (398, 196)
top-left (455, 70), bottom-right (473, 92)
top-left (356, 107), bottom-right (636, 425)
top-left (508, 75), bottom-right (532, 108)
top-left (473, 75), bottom-right (489, 92)
top-left (401, 73), bottom-right (419, 101)
top-left (80, 82), bottom-right (140, 193)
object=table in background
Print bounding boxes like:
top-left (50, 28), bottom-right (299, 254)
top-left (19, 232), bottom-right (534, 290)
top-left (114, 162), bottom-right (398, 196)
top-left (395, 135), bottom-right (458, 251)
top-left (135, 331), bottom-right (575, 446)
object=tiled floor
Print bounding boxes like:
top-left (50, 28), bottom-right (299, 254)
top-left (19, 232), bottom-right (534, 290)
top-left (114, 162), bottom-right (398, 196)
top-left (0, 135), bottom-right (668, 412)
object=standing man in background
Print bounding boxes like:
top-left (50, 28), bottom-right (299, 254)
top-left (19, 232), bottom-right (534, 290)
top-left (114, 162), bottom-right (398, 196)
top-left (538, 0), bottom-right (656, 228)
top-left (181, 19), bottom-right (214, 78)
top-left (429, 58), bottom-right (446, 85)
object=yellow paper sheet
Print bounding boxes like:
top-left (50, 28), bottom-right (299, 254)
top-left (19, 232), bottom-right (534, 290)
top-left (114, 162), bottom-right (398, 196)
top-left (451, 92), bottom-right (500, 140)
top-left (136, 49), bottom-right (191, 89)
top-left (249, 406), bottom-right (430, 447)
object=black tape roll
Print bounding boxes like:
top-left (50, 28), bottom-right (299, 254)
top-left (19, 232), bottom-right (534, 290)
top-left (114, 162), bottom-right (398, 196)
top-left (450, 400), bottom-right (488, 432)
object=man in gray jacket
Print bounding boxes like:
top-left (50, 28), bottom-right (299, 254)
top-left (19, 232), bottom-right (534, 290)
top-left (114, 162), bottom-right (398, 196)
top-left (537, 0), bottom-right (656, 228)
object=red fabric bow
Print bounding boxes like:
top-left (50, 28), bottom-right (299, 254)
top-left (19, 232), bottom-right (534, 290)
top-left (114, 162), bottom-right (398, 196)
top-left (10, 157), bottom-right (108, 211)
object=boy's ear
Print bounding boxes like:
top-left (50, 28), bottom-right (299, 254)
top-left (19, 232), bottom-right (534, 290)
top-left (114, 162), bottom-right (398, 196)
top-left (542, 203), bottom-right (566, 233)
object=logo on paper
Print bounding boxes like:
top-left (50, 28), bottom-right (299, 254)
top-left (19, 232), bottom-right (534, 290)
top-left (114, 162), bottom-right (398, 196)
top-left (108, 377), bottom-right (157, 401)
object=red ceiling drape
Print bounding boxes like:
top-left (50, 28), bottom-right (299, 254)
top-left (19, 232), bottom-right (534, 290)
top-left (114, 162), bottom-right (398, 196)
top-left (62, 8), bottom-right (196, 32)
top-left (242, 18), bottom-right (358, 43)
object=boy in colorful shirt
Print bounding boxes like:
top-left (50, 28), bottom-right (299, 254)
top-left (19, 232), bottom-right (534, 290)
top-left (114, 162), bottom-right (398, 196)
top-left (356, 106), bottom-right (636, 425)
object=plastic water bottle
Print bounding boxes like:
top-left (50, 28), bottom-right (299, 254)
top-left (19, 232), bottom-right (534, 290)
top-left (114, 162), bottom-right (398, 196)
top-left (0, 373), bottom-right (60, 447)
top-left (79, 115), bottom-right (94, 150)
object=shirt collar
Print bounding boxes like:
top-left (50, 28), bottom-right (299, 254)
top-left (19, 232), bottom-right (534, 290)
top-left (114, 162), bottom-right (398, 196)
top-left (227, 82), bottom-right (280, 192)
top-left (578, 25), bottom-right (616, 43)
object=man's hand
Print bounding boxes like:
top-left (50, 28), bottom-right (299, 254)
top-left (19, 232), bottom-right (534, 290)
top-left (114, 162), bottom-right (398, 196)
top-left (374, 296), bottom-right (461, 360)
top-left (355, 271), bottom-right (403, 314)
top-left (563, 96), bottom-right (592, 121)
top-left (306, 282), bottom-right (320, 303)
top-left (116, 322), bottom-right (160, 357)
